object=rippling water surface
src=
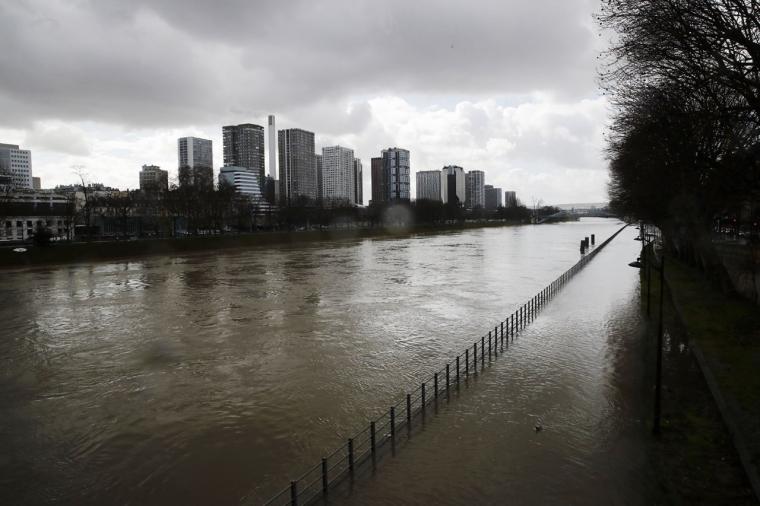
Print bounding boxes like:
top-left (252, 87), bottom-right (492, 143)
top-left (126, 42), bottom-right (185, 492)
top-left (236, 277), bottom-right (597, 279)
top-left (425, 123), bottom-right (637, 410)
top-left (0, 219), bottom-right (650, 505)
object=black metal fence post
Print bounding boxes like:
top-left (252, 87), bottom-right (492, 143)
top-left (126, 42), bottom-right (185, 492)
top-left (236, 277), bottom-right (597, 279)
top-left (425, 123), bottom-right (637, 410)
top-left (291, 481), bottom-right (298, 506)
top-left (456, 355), bottom-right (460, 384)
top-left (445, 364), bottom-right (450, 396)
top-left (465, 349), bottom-right (469, 377)
top-left (473, 343), bottom-right (477, 373)
top-left (370, 421), bottom-right (376, 457)
top-left (481, 336), bottom-right (485, 366)
top-left (390, 406), bottom-right (396, 442)
top-left (348, 438), bottom-right (354, 476)
top-left (321, 458), bottom-right (328, 496)
top-left (488, 331), bottom-right (492, 360)
top-left (406, 394), bottom-right (411, 430)
top-left (434, 373), bottom-right (438, 401)
top-left (421, 383), bottom-right (426, 415)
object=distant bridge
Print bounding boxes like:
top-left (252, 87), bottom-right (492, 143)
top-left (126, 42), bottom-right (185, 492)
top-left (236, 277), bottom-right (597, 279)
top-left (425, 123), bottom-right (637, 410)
top-left (537, 208), bottom-right (617, 224)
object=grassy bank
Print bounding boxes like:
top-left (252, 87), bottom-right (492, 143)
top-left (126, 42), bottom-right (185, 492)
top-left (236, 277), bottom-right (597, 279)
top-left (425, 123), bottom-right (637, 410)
top-left (0, 220), bottom-right (525, 270)
top-left (643, 254), bottom-right (758, 504)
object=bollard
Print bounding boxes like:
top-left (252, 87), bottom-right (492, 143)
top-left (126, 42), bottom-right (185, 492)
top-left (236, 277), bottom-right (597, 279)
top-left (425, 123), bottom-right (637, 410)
top-left (500, 321), bottom-right (504, 343)
top-left (434, 373), bottom-right (438, 400)
top-left (580, 239), bottom-right (585, 254)
top-left (456, 355), bottom-right (460, 384)
top-left (474, 343), bottom-right (478, 373)
top-left (591, 234), bottom-right (595, 245)
top-left (465, 349), bottom-right (469, 377)
top-left (291, 481), bottom-right (298, 506)
top-left (511, 314), bottom-right (514, 339)
top-left (370, 421), bottom-right (376, 457)
top-left (348, 438), bottom-right (355, 476)
top-left (446, 364), bottom-right (450, 395)
top-left (481, 336), bottom-right (485, 366)
top-left (322, 458), bottom-right (328, 496)
top-left (488, 331), bottom-right (492, 360)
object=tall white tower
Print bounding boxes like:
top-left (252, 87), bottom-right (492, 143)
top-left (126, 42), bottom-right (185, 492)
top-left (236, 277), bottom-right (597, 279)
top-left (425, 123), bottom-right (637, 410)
top-left (267, 115), bottom-right (277, 179)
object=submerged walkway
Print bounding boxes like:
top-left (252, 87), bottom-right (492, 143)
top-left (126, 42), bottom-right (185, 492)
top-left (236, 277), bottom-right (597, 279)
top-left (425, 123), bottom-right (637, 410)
top-left (329, 226), bottom-right (660, 505)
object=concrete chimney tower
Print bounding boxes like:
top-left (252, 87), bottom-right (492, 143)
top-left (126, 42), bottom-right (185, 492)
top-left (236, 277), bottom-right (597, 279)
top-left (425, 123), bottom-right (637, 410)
top-left (268, 115), bottom-right (277, 179)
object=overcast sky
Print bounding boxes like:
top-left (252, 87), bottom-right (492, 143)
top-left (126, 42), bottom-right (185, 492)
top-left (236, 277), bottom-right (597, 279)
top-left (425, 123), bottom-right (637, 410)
top-left (0, 0), bottom-right (609, 205)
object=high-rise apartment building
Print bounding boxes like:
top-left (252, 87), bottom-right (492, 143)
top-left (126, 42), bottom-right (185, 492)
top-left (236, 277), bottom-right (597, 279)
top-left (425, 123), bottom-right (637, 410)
top-left (0, 143), bottom-right (32, 189)
top-left (484, 185), bottom-right (503, 209)
top-left (139, 164), bottom-right (169, 192)
top-left (441, 165), bottom-right (465, 204)
top-left (219, 166), bottom-right (263, 200)
top-left (381, 147), bottom-right (410, 201)
top-left (370, 157), bottom-right (386, 205)
top-left (504, 191), bottom-right (518, 208)
top-left (465, 170), bottom-right (485, 209)
top-left (316, 154), bottom-right (324, 201)
top-left (416, 170), bottom-right (442, 201)
top-left (278, 128), bottom-right (316, 205)
top-left (353, 159), bottom-right (363, 206)
top-left (223, 123), bottom-right (265, 186)
top-left (32, 177), bottom-right (41, 190)
top-left (177, 137), bottom-right (213, 189)
top-left (321, 146), bottom-right (355, 206)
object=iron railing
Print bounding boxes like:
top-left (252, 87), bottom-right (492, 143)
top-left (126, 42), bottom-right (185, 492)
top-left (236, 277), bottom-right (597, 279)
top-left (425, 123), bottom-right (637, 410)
top-left (261, 224), bottom-right (628, 505)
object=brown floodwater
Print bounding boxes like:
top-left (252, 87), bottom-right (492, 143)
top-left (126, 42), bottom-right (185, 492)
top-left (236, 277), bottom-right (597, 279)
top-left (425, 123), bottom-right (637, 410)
top-left (0, 219), bottom-right (655, 505)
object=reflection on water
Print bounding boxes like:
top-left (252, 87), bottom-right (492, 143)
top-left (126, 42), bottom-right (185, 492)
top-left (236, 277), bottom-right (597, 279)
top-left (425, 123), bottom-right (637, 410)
top-left (0, 219), bottom-right (647, 505)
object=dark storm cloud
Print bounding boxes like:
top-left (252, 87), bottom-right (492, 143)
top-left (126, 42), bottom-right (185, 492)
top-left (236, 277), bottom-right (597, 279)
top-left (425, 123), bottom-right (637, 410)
top-left (0, 0), bottom-right (602, 130)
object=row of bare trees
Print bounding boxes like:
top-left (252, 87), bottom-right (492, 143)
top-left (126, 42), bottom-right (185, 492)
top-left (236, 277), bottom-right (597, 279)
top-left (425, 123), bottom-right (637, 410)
top-left (600, 0), bottom-right (760, 253)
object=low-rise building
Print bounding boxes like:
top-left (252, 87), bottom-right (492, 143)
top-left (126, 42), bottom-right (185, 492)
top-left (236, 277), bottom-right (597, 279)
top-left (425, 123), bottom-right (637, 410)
top-left (0, 190), bottom-right (74, 242)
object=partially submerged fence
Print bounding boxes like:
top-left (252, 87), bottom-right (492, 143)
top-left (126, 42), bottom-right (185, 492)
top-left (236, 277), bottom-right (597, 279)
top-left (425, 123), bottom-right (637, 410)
top-left (262, 224), bottom-right (628, 506)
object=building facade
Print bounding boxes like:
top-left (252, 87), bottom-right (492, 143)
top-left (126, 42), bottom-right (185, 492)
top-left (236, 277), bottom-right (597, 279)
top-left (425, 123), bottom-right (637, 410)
top-left (316, 154), bottom-right (324, 201)
top-left (353, 158), bottom-right (363, 206)
top-left (223, 123), bottom-right (265, 186)
top-left (32, 177), bottom-right (41, 190)
top-left (0, 190), bottom-right (73, 242)
top-left (278, 128), bottom-right (316, 205)
top-left (370, 157), bottom-right (386, 205)
top-left (504, 191), bottom-right (518, 208)
top-left (382, 147), bottom-right (410, 201)
top-left (177, 137), bottom-right (213, 189)
top-left (416, 170), bottom-right (442, 201)
top-left (218, 166), bottom-right (263, 200)
top-left (441, 165), bottom-right (465, 204)
top-left (0, 143), bottom-right (32, 189)
top-left (139, 165), bottom-right (169, 192)
top-left (321, 146), bottom-right (355, 206)
top-left (465, 170), bottom-right (485, 209)
top-left (484, 185), bottom-right (503, 209)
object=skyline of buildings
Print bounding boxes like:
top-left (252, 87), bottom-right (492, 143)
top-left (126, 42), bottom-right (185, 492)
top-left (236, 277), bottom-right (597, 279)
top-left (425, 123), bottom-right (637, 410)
top-left (1, 120), bottom-right (521, 211)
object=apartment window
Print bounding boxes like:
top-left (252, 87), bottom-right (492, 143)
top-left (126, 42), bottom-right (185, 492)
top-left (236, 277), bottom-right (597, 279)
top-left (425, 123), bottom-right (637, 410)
top-left (27, 221), bottom-right (33, 227)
